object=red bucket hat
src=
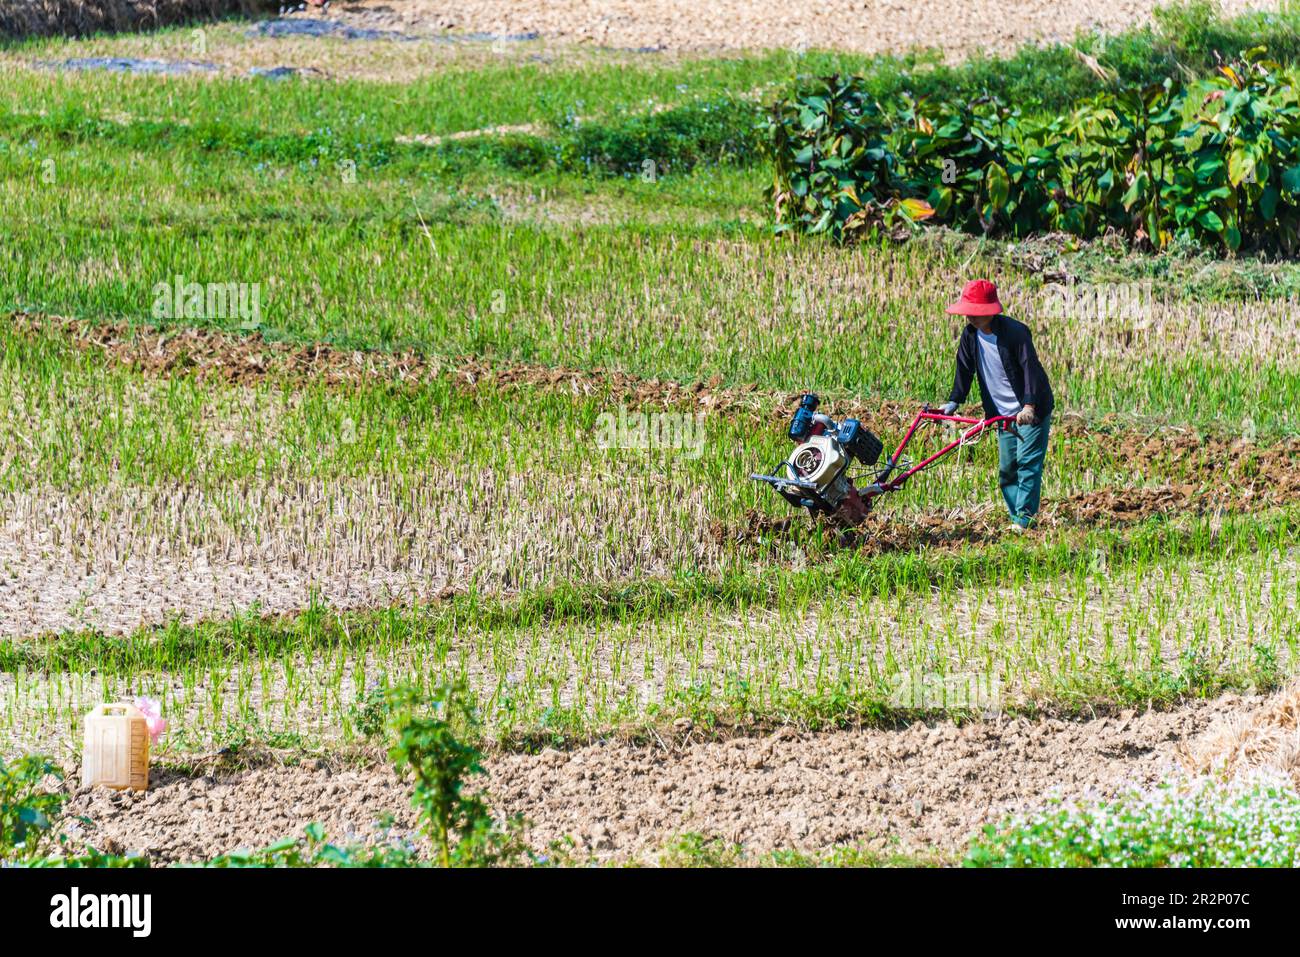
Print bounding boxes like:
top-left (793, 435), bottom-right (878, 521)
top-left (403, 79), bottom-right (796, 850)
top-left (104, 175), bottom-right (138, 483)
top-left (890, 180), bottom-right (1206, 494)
top-left (945, 279), bottom-right (1003, 316)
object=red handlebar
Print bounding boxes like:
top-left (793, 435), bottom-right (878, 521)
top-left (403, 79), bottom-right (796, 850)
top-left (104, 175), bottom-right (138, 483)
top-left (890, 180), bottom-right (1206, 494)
top-left (865, 407), bottom-right (1020, 499)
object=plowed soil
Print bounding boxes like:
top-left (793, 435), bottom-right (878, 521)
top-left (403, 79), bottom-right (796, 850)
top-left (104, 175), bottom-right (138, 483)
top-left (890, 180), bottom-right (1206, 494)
top-left (721, 474), bottom-right (1299, 556)
top-left (11, 312), bottom-right (778, 413)
top-left (18, 311), bottom-right (1300, 449)
top-left (63, 692), bottom-right (1247, 864)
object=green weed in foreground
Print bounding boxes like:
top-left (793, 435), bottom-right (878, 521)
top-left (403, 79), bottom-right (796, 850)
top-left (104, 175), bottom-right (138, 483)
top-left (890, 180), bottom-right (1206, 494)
top-left (209, 686), bottom-right (531, 868)
top-left (202, 821), bottom-right (421, 869)
top-left (0, 752), bottom-right (144, 867)
top-left (0, 754), bottom-right (65, 861)
top-left (966, 775), bottom-right (1300, 867)
top-left (658, 832), bottom-right (942, 867)
top-left (378, 685), bottom-right (529, 868)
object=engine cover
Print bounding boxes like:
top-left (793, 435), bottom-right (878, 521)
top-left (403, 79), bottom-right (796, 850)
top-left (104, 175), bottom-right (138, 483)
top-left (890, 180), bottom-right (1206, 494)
top-left (789, 434), bottom-right (846, 490)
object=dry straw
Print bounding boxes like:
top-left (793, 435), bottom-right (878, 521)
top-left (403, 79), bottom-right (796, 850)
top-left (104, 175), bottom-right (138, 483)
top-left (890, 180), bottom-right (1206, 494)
top-left (1181, 679), bottom-right (1300, 789)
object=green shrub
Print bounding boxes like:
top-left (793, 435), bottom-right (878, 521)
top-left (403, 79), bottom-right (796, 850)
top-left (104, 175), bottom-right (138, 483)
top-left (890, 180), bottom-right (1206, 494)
top-left (1152, 0), bottom-right (1263, 66)
top-left (966, 775), bottom-right (1300, 867)
top-left (766, 48), bottom-right (1300, 252)
top-left (764, 76), bottom-right (915, 236)
top-left (427, 98), bottom-right (760, 179)
top-left (435, 134), bottom-right (553, 176)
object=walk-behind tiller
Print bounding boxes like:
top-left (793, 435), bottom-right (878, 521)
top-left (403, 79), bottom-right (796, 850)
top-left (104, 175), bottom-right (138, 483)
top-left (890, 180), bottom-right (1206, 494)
top-left (750, 393), bottom-right (1021, 525)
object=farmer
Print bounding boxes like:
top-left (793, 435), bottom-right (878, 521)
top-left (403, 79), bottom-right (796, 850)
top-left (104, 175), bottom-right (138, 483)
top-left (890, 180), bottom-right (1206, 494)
top-left (939, 279), bottom-right (1054, 532)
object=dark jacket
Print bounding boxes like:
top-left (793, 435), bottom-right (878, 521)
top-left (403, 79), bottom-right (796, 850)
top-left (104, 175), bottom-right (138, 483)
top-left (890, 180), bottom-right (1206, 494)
top-left (948, 314), bottom-right (1054, 420)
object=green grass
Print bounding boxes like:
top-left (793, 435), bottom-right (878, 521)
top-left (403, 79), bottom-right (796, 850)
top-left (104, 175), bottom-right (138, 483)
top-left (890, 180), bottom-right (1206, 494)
top-left (6, 501), bottom-right (1295, 671)
top-left (0, 44), bottom-right (791, 139)
top-left (4, 222), bottom-right (1296, 432)
top-left (7, 314), bottom-right (1271, 498)
top-left (3, 505), bottom-right (1294, 758)
top-left (1, 3), bottom-right (1298, 797)
top-left (3, 9), bottom-right (1300, 433)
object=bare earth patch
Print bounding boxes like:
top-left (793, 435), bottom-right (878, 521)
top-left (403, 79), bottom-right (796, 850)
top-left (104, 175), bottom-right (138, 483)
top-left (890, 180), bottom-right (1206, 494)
top-left (334, 0), bottom-right (1273, 56)
top-left (63, 693), bottom-right (1246, 863)
top-left (3, 2), bottom-right (1279, 82)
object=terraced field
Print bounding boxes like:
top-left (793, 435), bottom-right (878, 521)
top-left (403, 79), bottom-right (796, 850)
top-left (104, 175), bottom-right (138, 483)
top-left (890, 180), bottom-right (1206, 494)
top-left (2, 1), bottom-right (1299, 867)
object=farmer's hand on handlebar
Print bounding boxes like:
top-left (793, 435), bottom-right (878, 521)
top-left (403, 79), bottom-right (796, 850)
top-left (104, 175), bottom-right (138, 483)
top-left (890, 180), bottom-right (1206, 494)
top-left (939, 401), bottom-right (958, 415)
top-left (1016, 404), bottom-right (1038, 426)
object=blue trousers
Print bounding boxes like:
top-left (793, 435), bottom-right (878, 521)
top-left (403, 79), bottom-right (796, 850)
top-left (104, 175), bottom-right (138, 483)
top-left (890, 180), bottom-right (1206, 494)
top-left (997, 414), bottom-right (1051, 527)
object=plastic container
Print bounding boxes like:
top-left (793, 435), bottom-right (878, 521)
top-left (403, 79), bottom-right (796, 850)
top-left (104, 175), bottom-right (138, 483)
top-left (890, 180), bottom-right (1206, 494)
top-left (82, 703), bottom-right (150, 791)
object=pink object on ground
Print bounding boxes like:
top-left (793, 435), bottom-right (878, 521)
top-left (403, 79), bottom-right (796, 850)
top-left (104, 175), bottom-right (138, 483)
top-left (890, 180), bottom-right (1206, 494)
top-left (133, 696), bottom-right (167, 743)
